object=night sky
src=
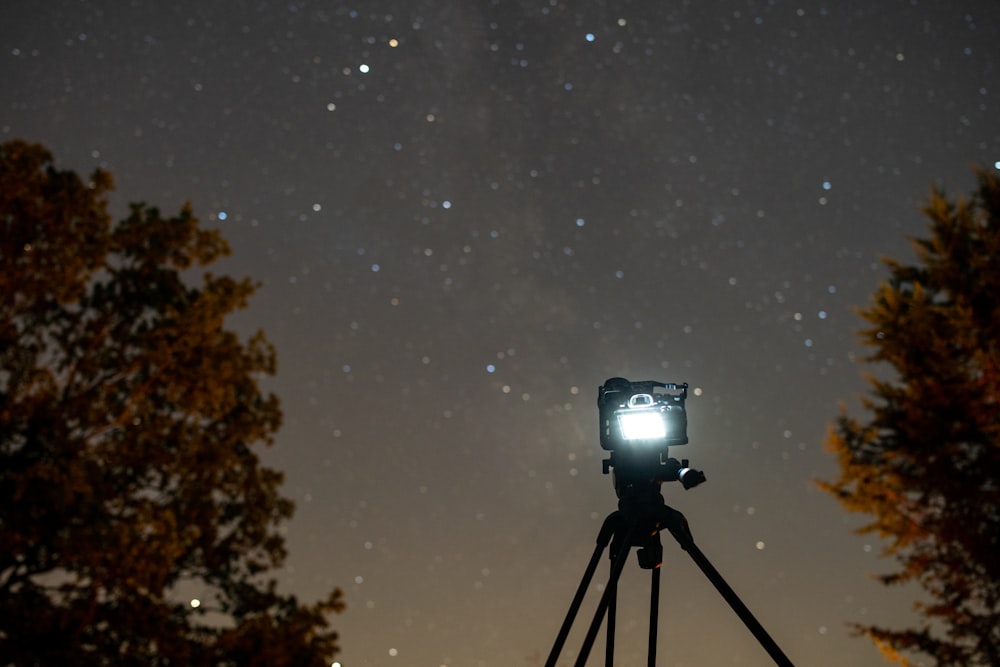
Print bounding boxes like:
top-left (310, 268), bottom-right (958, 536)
top-left (4, 1), bottom-right (999, 665)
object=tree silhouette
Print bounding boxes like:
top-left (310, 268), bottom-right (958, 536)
top-left (821, 166), bottom-right (1000, 666)
top-left (0, 140), bottom-right (343, 665)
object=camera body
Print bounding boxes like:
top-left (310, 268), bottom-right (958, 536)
top-left (598, 377), bottom-right (689, 450)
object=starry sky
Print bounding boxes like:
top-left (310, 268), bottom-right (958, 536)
top-left (3, 1), bottom-right (999, 665)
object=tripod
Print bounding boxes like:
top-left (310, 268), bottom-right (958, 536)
top-left (544, 483), bottom-right (795, 667)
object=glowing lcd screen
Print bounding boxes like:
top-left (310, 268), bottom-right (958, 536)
top-left (618, 410), bottom-right (667, 441)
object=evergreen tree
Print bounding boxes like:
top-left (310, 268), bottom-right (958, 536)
top-left (821, 167), bottom-right (1000, 665)
top-left (0, 140), bottom-right (343, 665)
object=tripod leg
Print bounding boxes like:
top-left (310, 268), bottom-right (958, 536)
top-left (660, 506), bottom-right (796, 667)
top-left (574, 518), bottom-right (636, 667)
top-left (648, 565), bottom-right (660, 667)
top-left (546, 513), bottom-right (620, 667)
top-left (606, 557), bottom-right (616, 667)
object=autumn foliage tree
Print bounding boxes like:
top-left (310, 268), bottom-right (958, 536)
top-left (0, 140), bottom-right (343, 665)
top-left (821, 167), bottom-right (1000, 665)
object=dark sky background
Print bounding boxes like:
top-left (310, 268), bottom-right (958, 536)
top-left (4, 1), bottom-right (999, 665)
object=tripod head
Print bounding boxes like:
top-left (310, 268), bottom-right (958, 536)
top-left (598, 377), bottom-right (706, 498)
top-left (604, 452), bottom-right (706, 497)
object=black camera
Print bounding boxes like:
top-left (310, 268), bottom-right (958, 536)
top-left (598, 377), bottom-right (689, 450)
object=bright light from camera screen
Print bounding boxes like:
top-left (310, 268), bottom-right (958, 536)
top-left (619, 411), bottom-right (666, 440)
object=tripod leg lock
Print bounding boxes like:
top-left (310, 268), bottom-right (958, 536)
top-left (636, 541), bottom-right (663, 569)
